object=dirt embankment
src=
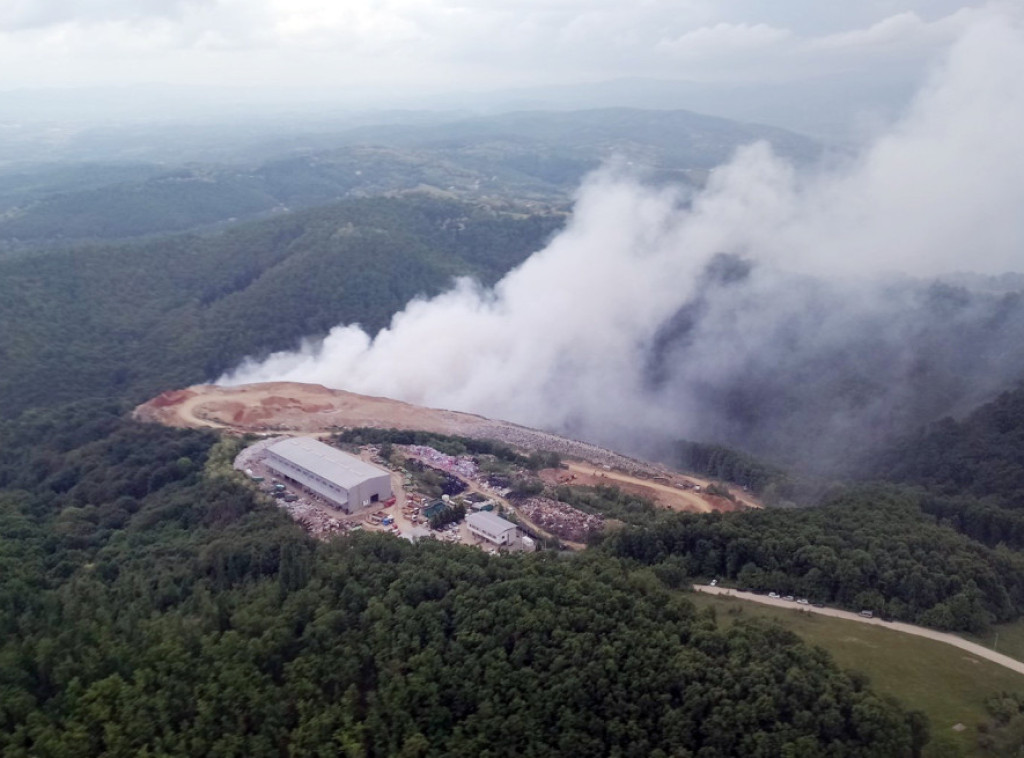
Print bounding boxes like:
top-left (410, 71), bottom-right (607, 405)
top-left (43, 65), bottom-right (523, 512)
top-left (135, 381), bottom-right (759, 514)
top-left (539, 461), bottom-right (757, 513)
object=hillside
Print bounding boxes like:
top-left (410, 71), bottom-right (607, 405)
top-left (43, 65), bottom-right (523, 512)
top-left (867, 383), bottom-right (1024, 504)
top-left (0, 195), bottom-right (561, 418)
top-left (651, 271), bottom-right (1024, 477)
top-left (0, 108), bottom-right (818, 246)
top-left (0, 402), bottom-right (921, 757)
top-left (130, 379), bottom-right (1024, 637)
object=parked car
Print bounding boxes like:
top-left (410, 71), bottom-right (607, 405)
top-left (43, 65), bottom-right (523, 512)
top-left (768, 592), bottom-right (780, 599)
top-left (796, 598), bottom-right (809, 605)
top-left (783, 595), bottom-right (795, 602)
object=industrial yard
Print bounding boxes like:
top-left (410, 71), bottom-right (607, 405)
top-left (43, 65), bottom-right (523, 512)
top-left (136, 380), bottom-right (759, 548)
top-left (136, 382), bottom-right (690, 481)
top-left (136, 381), bottom-right (761, 510)
top-left (234, 436), bottom-right (554, 549)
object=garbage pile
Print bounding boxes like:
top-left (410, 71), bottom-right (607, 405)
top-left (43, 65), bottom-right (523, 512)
top-left (518, 497), bottom-right (604, 543)
top-left (406, 445), bottom-right (479, 479)
top-left (280, 499), bottom-right (358, 539)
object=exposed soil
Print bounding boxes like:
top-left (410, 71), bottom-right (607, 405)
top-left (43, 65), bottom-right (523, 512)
top-left (539, 461), bottom-right (758, 513)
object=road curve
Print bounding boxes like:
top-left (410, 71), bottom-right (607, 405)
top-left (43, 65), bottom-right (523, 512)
top-left (563, 461), bottom-right (712, 513)
top-left (694, 585), bottom-right (1024, 677)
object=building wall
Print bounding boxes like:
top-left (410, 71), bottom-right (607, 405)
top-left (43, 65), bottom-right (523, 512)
top-left (264, 453), bottom-right (349, 509)
top-left (346, 472), bottom-right (393, 511)
top-left (467, 521), bottom-right (516, 545)
top-left (264, 452), bottom-right (392, 514)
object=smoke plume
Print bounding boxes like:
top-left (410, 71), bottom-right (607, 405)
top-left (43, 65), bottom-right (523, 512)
top-left (223, 10), bottom-right (1024, 473)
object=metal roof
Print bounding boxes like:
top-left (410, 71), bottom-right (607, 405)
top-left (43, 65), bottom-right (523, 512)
top-left (466, 510), bottom-right (516, 534)
top-left (266, 437), bottom-right (389, 489)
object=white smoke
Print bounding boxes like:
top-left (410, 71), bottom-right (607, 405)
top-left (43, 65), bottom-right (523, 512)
top-left (222, 9), bottom-right (1024, 461)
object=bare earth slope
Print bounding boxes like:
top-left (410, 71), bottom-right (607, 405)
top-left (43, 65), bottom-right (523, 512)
top-left (134, 382), bottom-right (759, 512)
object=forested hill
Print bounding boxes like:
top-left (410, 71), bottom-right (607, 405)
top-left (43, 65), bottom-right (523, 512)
top-left (866, 384), bottom-right (1024, 505)
top-left (0, 195), bottom-right (562, 419)
top-left (0, 108), bottom-right (818, 246)
top-left (604, 486), bottom-right (1024, 633)
top-left (0, 403), bottom-right (921, 756)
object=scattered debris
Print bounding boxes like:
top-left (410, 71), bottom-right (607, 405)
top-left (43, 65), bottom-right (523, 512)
top-left (518, 497), bottom-right (604, 543)
top-left (407, 445), bottom-right (479, 479)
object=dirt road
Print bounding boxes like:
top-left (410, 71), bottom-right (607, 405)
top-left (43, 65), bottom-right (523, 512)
top-left (562, 461), bottom-right (713, 513)
top-left (560, 461), bottom-right (760, 512)
top-left (136, 382), bottom-right (760, 516)
top-left (135, 383), bottom-right (664, 475)
top-left (695, 585), bottom-right (1024, 676)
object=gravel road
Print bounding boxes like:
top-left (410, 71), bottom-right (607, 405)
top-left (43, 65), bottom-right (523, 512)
top-left (694, 585), bottom-right (1024, 676)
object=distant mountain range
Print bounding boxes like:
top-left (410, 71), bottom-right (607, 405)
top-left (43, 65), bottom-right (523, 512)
top-left (0, 108), bottom-right (819, 246)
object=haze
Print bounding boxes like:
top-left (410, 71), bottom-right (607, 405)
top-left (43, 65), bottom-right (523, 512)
top-left (0, 2), bottom-right (1008, 139)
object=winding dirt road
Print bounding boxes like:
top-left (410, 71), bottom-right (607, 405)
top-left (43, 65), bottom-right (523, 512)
top-left (563, 461), bottom-right (714, 513)
top-left (695, 585), bottom-right (1024, 676)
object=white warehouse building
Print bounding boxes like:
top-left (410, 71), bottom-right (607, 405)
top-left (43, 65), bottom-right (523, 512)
top-left (264, 437), bottom-right (392, 514)
top-left (466, 511), bottom-right (517, 546)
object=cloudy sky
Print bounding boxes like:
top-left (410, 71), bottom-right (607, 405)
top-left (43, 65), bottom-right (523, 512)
top-left (0, 1), bottom-right (1004, 94)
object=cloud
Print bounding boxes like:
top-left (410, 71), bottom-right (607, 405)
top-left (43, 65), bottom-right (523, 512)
top-left (0, 2), bottom-right (998, 90)
top-left (813, 11), bottom-right (941, 50)
top-left (657, 22), bottom-right (792, 58)
top-left (221, 9), bottom-right (1024, 470)
top-left (0, 0), bottom-right (209, 32)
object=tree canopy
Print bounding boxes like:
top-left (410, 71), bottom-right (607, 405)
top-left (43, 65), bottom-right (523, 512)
top-left (0, 404), bottom-right (919, 757)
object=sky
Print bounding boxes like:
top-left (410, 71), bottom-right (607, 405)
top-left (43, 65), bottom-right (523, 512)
top-left (0, 1), bottom-right (1002, 94)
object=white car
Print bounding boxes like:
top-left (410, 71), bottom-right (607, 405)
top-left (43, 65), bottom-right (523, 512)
top-left (768, 592), bottom-right (780, 599)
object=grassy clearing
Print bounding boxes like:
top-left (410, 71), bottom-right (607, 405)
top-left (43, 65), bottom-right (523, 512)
top-left (966, 618), bottom-right (1024, 666)
top-left (689, 592), bottom-right (1024, 757)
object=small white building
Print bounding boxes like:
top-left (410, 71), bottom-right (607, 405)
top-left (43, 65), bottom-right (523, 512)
top-left (466, 511), bottom-right (517, 546)
top-left (264, 437), bottom-right (392, 514)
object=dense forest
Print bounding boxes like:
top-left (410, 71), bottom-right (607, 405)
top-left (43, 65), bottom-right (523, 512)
top-left (0, 404), bottom-right (924, 756)
top-left (673, 441), bottom-right (788, 495)
top-left (0, 195), bottom-right (561, 418)
top-left (867, 384), bottom-right (1024, 506)
top-left (603, 487), bottom-right (1024, 633)
top-left (334, 426), bottom-right (1024, 636)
